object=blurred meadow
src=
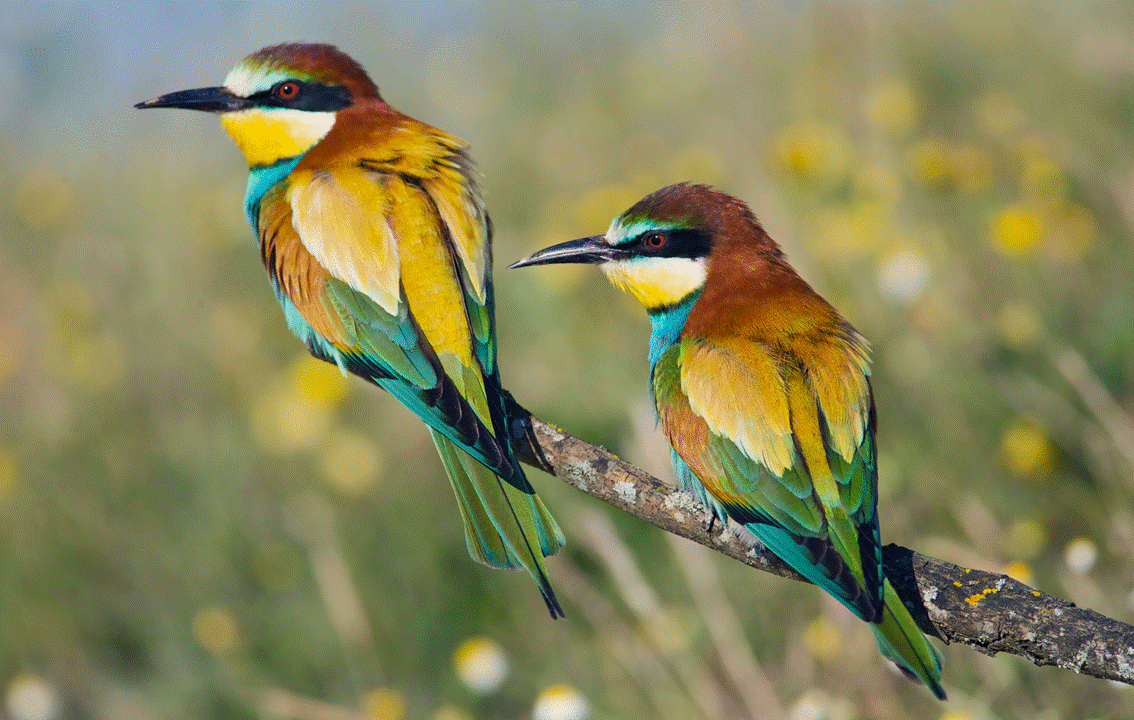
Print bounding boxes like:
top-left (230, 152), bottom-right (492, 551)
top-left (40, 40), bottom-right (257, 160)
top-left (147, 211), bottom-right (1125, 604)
top-left (3, 2), bottom-right (1134, 719)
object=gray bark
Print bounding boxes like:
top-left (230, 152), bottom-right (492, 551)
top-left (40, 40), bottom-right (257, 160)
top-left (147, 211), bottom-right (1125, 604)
top-left (505, 399), bottom-right (1134, 686)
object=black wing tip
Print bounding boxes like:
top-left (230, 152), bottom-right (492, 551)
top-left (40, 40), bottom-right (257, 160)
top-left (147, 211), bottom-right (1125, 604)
top-left (799, 535), bottom-right (882, 622)
top-left (894, 660), bottom-right (947, 700)
top-left (540, 579), bottom-right (566, 619)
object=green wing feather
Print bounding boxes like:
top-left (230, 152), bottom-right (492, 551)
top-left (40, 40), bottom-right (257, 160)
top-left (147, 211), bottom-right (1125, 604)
top-left (260, 121), bottom-right (565, 615)
top-left (656, 334), bottom-right (944, 697)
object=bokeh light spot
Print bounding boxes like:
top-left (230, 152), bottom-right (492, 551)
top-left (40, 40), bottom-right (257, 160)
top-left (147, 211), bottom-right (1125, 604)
top-left (1001, 561), bottom-right (1035, 586)
top-left (1019, 154), bottom-right (1066, 205)
top-left (877, 247), bottom-right (931, 305)
top-left (788, 690), bottom-right (852, 720)
top-left (431, 706), bottom-right (472, 720)
top-left (291, 355), bottom-right (350, 405)
top-left (1005, 518), bottom-right (1046, 560)
top-left (1000, 419), bottom-right (1056, 479)
top-left (908, 139), bottom-right (951, 187)
top-left (639, 608), bottom-right (690, 655)
top-left (864, 78), bottom-right (921, 135)
top-left (251, 542), bottom-right (304, 592)
top-left (774, 122), bottom-right (849, 184)
top-left (453, 636), bottom-right (509, 694)
top-left (803, 616), bottom-right (842, 660)
top-left (533, 684), bottom-right (589, 720)
top-left (1064, 537), bottom-right (1098, 574)
top-left (1047, 203), bottom-right (1096, 263)
top-left (320, 429), bottom-right (383, 496)
top-left (0, 448), bottom-right (17, 501)
top-left (363, 687), bottom-right (406, 720)
top-left (192, 606), bottom-right (240, 656)
top-left (992, 206), bottom-right (1043, 257)
top-left (13, 170), bottom-right (73, 232)
top-left (251, 386), bottom-right (333, 454)
top-left (996, 302), bottom-right (1041, 348)
top-left (5, 674), bottom-right (59, 720)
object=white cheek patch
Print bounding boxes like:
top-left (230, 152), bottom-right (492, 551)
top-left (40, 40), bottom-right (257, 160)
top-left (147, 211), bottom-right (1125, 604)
top-left (223, 65), bottom-right (291, 98)
top-left (601, 256), bottom-right (707, 310)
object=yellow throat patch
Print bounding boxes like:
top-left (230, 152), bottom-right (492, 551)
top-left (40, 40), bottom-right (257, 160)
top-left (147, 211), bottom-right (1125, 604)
top-left (601, 256), bottom-right (707, 311)
top-left (220, 107), bottom-right (336, 168)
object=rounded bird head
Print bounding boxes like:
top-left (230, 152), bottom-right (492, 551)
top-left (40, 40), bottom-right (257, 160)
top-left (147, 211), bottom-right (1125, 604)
top-left (511, 183), bottom-right (780, 312)
top-left (136, 43), bottom-right (380, 168)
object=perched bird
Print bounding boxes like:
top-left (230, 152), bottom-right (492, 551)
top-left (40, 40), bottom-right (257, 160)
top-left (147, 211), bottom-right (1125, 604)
top-left (136, 43), bottom-right (565, 616)
top-left (511, 183), bottom-right (945, 695)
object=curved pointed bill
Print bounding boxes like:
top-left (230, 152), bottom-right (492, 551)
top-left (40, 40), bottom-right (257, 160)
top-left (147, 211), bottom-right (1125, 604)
top-left (134, 86), bottom-right (252, 113)
top-left (509, 236), bottom-right (626, 269)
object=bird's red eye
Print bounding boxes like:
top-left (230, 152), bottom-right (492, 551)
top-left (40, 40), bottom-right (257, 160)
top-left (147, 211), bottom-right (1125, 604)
top-left (645, 233), bottom-right (666, 248)
top-left (275, 81), bottom-right (300, 100)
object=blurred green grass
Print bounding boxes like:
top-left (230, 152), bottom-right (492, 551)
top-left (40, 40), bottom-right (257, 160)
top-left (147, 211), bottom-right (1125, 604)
top-left (2, 2), bottom-right (1134, 719)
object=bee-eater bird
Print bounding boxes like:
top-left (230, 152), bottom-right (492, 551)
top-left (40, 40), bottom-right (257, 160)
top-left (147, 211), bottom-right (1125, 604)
top-left (136, 43), bottom-right (565, 617)
top-left (511, 183), bottom-right (945, 695)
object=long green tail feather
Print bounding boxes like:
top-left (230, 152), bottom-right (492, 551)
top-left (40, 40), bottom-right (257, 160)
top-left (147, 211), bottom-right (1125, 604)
top-left (431, 430), bottom-right (566, 617)
top-left (870, 579), bottom-right (946, 700)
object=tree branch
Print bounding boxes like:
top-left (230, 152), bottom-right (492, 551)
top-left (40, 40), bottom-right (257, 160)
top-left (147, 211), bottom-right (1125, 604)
top-left (505, 397), bottom-right (1134, 686)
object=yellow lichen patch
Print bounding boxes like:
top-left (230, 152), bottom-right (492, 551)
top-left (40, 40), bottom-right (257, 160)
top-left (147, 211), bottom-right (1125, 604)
top-left (964, 586), bottom-right (1000, 606)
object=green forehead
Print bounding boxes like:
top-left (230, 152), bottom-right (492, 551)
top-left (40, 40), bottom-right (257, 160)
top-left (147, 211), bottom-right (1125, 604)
top-left (607, 213), bottom-right (696, 246)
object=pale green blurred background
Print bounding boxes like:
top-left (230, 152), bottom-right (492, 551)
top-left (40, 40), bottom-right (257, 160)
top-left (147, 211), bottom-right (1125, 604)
top-left (3, 2), bottom-right (1134, 719)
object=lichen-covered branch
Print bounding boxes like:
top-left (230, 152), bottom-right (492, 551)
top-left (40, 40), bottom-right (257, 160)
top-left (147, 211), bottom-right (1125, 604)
top-left (505, 398), bottom-right (1134, 686)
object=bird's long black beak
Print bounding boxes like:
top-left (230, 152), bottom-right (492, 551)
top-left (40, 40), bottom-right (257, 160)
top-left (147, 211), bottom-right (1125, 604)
top-left (509, 236), bottom-right (621, 268)
top-left (134, 86), bottom-right (251, 113)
